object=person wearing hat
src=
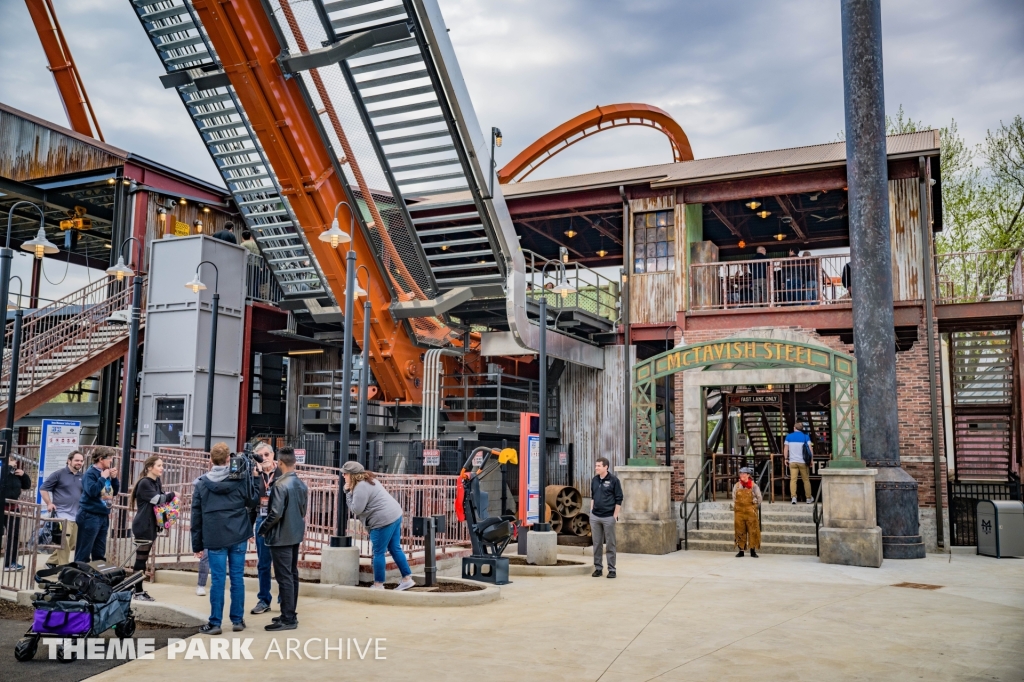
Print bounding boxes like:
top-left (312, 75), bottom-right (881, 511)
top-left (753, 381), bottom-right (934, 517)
top-left (342, 461), bottom-right (415, 591)
top-left (785, 422), bottom-right (814, 504)
top-left (733, 467), bottom-right (762, 557)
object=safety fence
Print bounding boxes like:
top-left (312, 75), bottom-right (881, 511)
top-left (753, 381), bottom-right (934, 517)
top-left (689, 253), bottom-right (850, 310)
top-left (245, 252), bottom-right (284, 305)
top-left (935, 249), bottom-right (1023, 305)
top-left (947, 479), bottom-right (1023, 546)
top-left (1, 501), bottom-right (46, 594)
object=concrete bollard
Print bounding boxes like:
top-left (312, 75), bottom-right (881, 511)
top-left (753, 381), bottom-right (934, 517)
top-left (321, 546), bottom-right (360, 585)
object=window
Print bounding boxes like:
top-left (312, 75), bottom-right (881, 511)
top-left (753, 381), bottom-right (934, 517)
top-left (154, 397), bottom-right (185, 445)
top-left (633, 210), bottom-right (675, 273)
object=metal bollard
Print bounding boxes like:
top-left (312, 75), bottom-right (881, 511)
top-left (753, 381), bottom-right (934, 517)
top-left (412, 513), bottom-right (447, 587)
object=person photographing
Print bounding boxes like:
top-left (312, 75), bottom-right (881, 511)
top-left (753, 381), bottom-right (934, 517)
top-left (74, 447), bottom-right (119, 563)
top-left (259, 448), bottom-right (307, 631)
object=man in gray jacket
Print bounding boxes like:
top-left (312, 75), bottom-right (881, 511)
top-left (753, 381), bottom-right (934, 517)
top-left (259, 448), bottom-right (308, 631)
top-left (40, 451), bottom-right (85, 567)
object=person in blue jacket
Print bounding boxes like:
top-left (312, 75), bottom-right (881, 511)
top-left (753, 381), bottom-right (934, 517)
top-left (74, 447), bottom-right (120, 563)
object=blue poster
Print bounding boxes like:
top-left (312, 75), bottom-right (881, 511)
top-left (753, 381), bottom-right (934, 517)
top-left (37, 419), bottom-right (82, 504)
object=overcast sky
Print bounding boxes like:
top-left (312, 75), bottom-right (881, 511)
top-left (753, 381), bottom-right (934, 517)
top-left (2, 0), bottom-right (1023, 189)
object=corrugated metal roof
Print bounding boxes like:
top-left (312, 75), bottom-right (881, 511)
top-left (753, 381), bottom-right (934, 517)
top-left (480, 129), bottom-right (941, 200)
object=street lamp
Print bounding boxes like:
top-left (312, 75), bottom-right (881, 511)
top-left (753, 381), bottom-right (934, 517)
top-left (534, 251), bottom-right (576, 531)
top-left (185, 261), bottom-right (219, 451)
top-left (332, 247), bottom-right (358, 548)
top-left (320, 202), bottom-right (354, 249)
top-left (489, 127), bottom-right (502, 197)
top-left (2, 276), bottom-right (26, 460)
top-left (354, 265), bottom-right (372, 469)
top-left (110, 237), bottom-right (143, 483)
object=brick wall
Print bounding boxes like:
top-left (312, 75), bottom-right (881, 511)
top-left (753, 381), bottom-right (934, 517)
top-left (668, 321), bottom-right (947, 507)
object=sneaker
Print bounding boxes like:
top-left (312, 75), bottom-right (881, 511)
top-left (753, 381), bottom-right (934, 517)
top-left (133, 591), bottom-right (155, 602)
top-left (233, 620), bottom-right (246, 632)
top-left (607, 571), bottom-right (616, 579)
top-left (4, 564), bottom-right (24, 572)
top-left (265, 620), bottom-right (297, 631)
top-left (750, 549), bottom-right (759, 558)
top-left (250, 600), bottom-right (270, 615)
top-left (591, 569), bottom-right (603, 577)
top-left (395, 577), bottom-right (415, 592)
top-left (369, 583), bottom-right (385, 590)
top-left (45, 563), bottom-right (57, 569)
top-left (196, 586), bottom-right (206, 596)
top-left (199, 623), bottom-right (222, 635)
top-left (791, 498), bottom-right (797, 505)
top-left (807, 499), bottom-right (814, 505)
top-left (736, 551), bottom-right (745, 557)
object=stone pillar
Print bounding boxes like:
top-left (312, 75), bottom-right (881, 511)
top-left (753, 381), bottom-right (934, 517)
top-left (818, 468), bottom-right (883, 567)
top-left (615, 466), bottom-right (677, 554)
top-left (321, 546), bottom-right (359, 585)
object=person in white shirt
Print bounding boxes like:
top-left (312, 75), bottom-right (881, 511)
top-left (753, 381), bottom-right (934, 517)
top-left (784, 423), bottom-right (814, 504)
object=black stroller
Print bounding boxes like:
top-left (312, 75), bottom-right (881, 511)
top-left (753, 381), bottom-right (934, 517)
top-left (14, 556), bottom-right (145, 663)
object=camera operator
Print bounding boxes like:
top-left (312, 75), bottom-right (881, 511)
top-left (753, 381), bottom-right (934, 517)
top-left (258, 447), bottom-right (307, 631)
top-left (250, 441), bottom-right (278, 615)
top-left (191, 442), bottom-right (260, 635)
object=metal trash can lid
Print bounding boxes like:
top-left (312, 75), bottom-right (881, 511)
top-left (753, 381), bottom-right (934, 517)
top-left (977, 500), bottom-right (1024, 515)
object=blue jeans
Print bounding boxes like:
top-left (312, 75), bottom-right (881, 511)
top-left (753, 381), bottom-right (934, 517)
top-left (254, 516), bottom-right (273, 604)
top-left (207, 540), bottom-right (247, 627)
top-left (73, 511), bottom-right (109, 563)
top-left (369, 517), bottom-right (411, 584)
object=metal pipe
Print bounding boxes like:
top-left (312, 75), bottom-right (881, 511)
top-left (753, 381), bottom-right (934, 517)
top-left (357, 299), bottom-right (371, 467)
top-left (536, 294), bottom-right (550, 531)
top-left (119, 238), bottom-right (143, 483)
top-left (663, 325), bottom-right (680, 467)
top-left (620, 186), bottom-right (631, 464)
top-left (333, 249), bottom-right (358, 545)
top-left (4, 309), bottom-right (23, 454)
top-left (919, 156), bottom-right (945, 548)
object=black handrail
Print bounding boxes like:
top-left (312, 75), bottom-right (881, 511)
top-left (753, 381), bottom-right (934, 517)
top-left (755, 459), bottom-right (772, 531)
top-left (680, 459), bottom-right (713, 550)
top-left (811, 484), bottom-right (823, 556)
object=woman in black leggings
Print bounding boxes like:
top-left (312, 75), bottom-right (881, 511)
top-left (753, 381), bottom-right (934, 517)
top-left (129, 456), bottom-right (176, 601)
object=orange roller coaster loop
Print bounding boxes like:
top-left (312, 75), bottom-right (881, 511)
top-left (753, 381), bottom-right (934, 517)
top-left (497, 103), bottom-right (693, 184)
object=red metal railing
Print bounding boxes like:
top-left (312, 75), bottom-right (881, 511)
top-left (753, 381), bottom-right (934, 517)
top-left (689, 253), bottom-right (850, 310)
top-left (936, 249), bottom-right (1024, 304)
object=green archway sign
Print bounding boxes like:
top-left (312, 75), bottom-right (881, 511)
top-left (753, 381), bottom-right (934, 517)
top-left (632, 338), bottom-right (862, 467)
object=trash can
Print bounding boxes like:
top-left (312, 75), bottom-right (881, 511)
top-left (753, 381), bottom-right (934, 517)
top-left (977, 500), bottom-right (1024, 558)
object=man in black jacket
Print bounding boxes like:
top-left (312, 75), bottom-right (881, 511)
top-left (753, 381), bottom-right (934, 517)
top-left (590, 457), bottom-right (623, 579)
top-left (191, 442), bottom-right (260, 635)
top-left (259, 449), bottom-right (307, 631)
top-left (3, 461), bottom-right (32, 571)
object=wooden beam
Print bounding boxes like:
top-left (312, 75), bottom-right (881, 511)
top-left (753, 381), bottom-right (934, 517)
top-left (516, 219), bottom-right (589, 260)
top-left (569, 209), bottom-right (623, 245)
top-left (774, 195), bottom-right (807, 240)
top-left (510, 206), bottom-right (622, 222)
top-left (708, 202), bottom-right (749, 241)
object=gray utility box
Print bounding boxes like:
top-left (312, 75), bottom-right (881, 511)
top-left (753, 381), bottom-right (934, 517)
top-left (977, 500), bottom-right (1024, 558)
top-left (136, 235), bottom-right (246, 453)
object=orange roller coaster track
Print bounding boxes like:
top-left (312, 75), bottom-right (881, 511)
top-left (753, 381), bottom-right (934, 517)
top-left (497, 103), bottom-right (693, 184)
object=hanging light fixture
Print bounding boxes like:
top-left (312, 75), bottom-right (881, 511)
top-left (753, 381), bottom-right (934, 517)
top-left (564, 228), bottom-right (577, 238)
top-left (596, 248), bottom-right (608, 258)
top-left (738, 240), bottom-right (746, 249)
top-left (179, 197), bottom-right (187, 205)
top-left (105, 255), bottom-right (135, 282)
top-left (22, 227), bottom-right (59, 259)
top-left (194, 219), bottom-right (203, 234)
top-left (353, 280), bottom-right (368, 299)
top-left (553, 268), bottom-right (576, 298)
top-left (320, 201), bottom-right (353, 248)
top-left (775, 230), bottom-right (786, 241)
top-left (184, 273), bottom-right (207, 293)
top-left (757, 210), bottom-right (772, 219)
top-left (745, 200), bottom-right (761, 210)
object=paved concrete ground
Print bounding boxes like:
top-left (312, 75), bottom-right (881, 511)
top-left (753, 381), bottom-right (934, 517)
top-left (82, 550), bottom-right (1022, 682)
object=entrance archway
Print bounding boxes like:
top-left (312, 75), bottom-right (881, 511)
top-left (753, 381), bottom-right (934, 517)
top-left (632, 331), bottom-right (862, 471)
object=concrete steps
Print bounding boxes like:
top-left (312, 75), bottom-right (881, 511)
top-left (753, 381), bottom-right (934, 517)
top-left (684, 502), bottom-right (819, 556)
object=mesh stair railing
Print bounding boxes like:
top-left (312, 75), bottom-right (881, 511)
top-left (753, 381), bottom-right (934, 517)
top-left (0, 277), bottom-right (144, 414)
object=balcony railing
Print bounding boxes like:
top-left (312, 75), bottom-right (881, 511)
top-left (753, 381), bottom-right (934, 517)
top-left (524, 250), bottom-right (620, 323)
top-left (246, 252), bottom-right (284, 305)
top-left (689, 253), bottom-right (850, 311)
top-left (935, 249), bottom-right (1023, 305)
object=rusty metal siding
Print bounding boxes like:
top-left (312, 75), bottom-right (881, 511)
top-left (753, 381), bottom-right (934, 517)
top-left (560, 345), bottom-right (634, 492)
top-left (631, 273), bottom-right (676, 323)
top-left (0, 109), bottom-right (123, 181)
top-left (889, 177), bottom-right (923, 301)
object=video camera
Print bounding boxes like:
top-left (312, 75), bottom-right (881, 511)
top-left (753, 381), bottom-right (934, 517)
top-left (228, 442), bottom-right (264, 480)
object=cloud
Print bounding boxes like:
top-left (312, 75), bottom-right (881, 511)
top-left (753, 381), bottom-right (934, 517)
top-left (1, 0), bottom-right (1021, 189)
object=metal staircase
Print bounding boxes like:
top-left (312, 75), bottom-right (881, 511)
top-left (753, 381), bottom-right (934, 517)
top-left (741, 409), bottom-right (784, 457)
top-left (0, 277), bottom-right (145, 424)
top-left (130, 0), bottom-right (331, 306)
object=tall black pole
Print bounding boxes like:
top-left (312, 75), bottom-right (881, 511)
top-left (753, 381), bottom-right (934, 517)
top-left (204, 292), bottom-right (219, 452)
top-left (332, 249), bottom-right (357, 545)
top-left (535, 295), bottom-right (550, 531)
top-left (120, 262), bottom-right (143, 482)
top-left (3, 309), bottom-right (23, 449)
top-left (357, 299), bottom-right (371, 467)
top-left (841, 0), bottom-right (924, 558)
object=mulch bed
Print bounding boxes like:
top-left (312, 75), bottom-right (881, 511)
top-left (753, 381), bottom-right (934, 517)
top-left (507, 557), bottom-right (583, 566)
top-left (0, 599), bottom-right (33, 621)
top-left (356, 581), bottom-right (483, 592)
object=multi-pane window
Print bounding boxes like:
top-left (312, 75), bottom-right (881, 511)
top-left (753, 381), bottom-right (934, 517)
top-left (633, 210), bottom-right (675, 274)
top-left (154, 397), bottom-right (185, 445)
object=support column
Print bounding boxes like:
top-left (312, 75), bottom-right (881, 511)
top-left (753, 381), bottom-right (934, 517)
top-left (841, 0), bottom-right (924, 558)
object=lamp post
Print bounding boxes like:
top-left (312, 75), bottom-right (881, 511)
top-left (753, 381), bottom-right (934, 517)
top-left (185, 261), bottom-right (219, 451)
top-left (108, 238), bottom-right (142, 482)
top-left (320, 202), bottom-right (355, 547)
top-left (2, 276), bottom-right (26, 458)
top-left (535, 251), bottom-right (576, 531)
top-left (353, 266), bottom-right (372, 468)
top-left (489, 127), bottom-right (502, 197)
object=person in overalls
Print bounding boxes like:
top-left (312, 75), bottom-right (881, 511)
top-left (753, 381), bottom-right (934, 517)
top-left (732, 467), bottom-right (763, 558)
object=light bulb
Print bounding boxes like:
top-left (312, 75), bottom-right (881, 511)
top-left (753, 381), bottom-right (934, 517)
top-left (35, 244), bottom-right (44, 259)
top-left (757, 210), bottom-right (771, 219)
top-left (564, 229), bottom-right (577, 238)
top-left (596, 249), bottom-right (608, 258)
top-left (331, 234), bottom-right (340, 248)
top-left (116, 271), bottom-right (124, 282)
top-left (746, 201), bottom-right (761, 210)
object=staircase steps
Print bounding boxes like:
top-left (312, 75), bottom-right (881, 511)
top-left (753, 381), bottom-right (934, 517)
top-left (684, 502), bottom-right (818, 556)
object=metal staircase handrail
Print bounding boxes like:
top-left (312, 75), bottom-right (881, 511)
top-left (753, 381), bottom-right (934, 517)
top-left (680, 458), bottom-right (713, 550)
top-left (811, 483), bottom-right (823, 556)
top-left (1, 277), bottom-right (145, 407)
top-left (755, 458), bottom-right (772, 531)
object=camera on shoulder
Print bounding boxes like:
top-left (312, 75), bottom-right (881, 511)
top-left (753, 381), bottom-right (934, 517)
top-left (228, 442), bottom-right (264, 480)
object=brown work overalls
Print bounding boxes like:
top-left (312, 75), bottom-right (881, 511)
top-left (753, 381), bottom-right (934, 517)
top-left (734, 485), bottom-right (761, 550)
